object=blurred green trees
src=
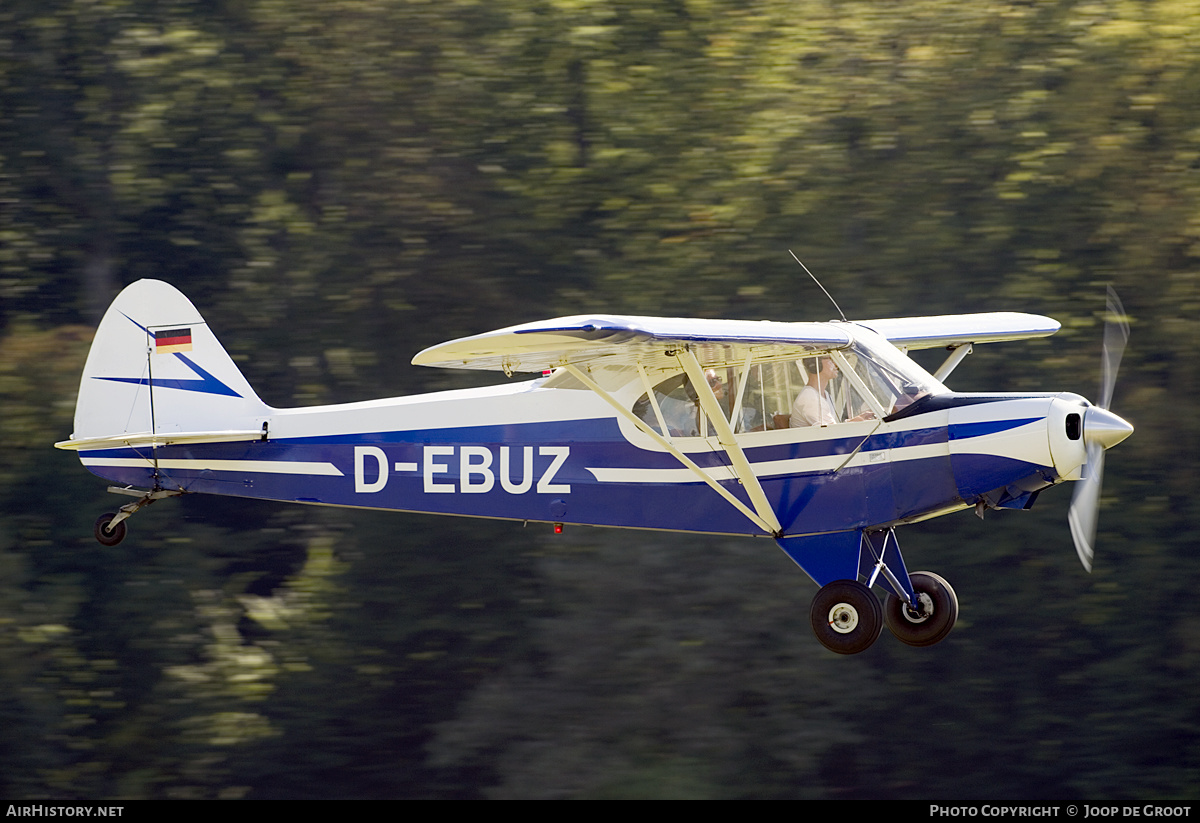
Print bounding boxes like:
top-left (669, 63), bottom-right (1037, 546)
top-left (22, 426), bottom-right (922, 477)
top-left (1, 0), bottom-right (1197, 798)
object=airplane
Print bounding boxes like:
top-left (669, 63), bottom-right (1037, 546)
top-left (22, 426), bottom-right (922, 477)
top-left (55, 279), bottom-right (1133, 654)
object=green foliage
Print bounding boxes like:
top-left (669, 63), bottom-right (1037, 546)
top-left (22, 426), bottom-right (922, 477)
top-left (1, 0), bottom-right (1197, 798)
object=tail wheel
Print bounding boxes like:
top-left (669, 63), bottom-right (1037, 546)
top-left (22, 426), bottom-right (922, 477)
top-left (93, 513), bottom-right (126, 547)
top-left (884, 571), bottom-right (958, 647)
top-left (810, 580), bottom-right (883, 655)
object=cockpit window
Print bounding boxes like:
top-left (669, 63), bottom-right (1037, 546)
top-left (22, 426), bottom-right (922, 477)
top-left (634, 361), bottom-right (811, 435)
top-left (735, 360), bottom-right (801, 432)
top-left (633, 371), bottom-right (728, 437)
top-left (630, 334), bottom-right (946, 436)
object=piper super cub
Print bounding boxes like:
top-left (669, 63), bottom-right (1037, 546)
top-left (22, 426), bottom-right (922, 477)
top-left (56, 280), bottom-right (1133, 654)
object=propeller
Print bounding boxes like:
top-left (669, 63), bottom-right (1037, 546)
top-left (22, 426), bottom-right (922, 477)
top-left (1067, 287), bottom-right (1132, 572)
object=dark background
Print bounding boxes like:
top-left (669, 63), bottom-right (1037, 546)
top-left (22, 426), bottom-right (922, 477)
top-left (1, 0), bottom-right (1195, 799)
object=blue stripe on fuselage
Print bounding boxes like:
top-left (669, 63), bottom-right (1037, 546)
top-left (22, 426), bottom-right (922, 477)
top-left (77, 409), bottom-right (1051, 535)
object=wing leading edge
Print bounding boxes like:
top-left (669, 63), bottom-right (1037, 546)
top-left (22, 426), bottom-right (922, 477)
top-left (412, 315), bottom-right (853, 374)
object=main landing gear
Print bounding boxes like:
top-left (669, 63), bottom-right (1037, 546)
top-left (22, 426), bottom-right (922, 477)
top-left (809, 572), bottom-right (958, 654)
top-left (806, 529), bottom-right (959, 654)
top-left (883, 571), bottom-right (958, 647)
top-left (810, 580), bottom-right (883, 655)
top-left (809, 572), bottom-right (959, 654)
top-left (91, 487), bottom-right (182, 546)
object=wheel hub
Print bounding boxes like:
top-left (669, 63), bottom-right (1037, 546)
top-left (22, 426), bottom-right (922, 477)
top-left (828, 602), bottom-right (860, 634)
top-left (902, 592), bottom-right (935, 624)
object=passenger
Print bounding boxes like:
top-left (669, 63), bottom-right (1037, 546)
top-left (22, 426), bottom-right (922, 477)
top-left (633, 373), bottom-right (698, 437)
top-left (633, 370), bottom-right (729, 437)
top-left (660, 388), bottom-right (699, 437)
top-left (704, 369), bottom-right (725, 406)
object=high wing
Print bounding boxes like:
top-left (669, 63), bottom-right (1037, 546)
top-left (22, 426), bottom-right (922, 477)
top-left (412, 311), bottom-right (1059, 374)
top-left (412, 314), bottom-right (852, 374)
top-left (855, 312), bottom-right (1060, 351)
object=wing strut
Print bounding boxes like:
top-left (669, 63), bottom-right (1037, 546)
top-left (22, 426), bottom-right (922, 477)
top-left (677, 350), bottom-right (783, 535)
top-left (933, 343), bottom-right (972, 382)
top-left (562, 364), bottom-right (779, 536)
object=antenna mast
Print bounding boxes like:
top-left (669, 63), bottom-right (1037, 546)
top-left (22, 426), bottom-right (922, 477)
top-left (789, 250), bottom-right (847, 322)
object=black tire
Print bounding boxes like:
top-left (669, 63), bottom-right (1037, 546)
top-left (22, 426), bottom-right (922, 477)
top-left (94, 513), bottom-right (126, 547)
top-left (810, 580), bottom-right (883, 655)
top-left (884, 571), bottom-right (958, 647)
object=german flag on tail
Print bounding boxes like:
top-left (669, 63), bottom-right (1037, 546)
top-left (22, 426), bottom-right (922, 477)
top-left (154, 327), bottom-right (193, 354)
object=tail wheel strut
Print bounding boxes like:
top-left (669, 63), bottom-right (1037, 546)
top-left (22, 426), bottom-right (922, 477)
top-left (91, 487), bottom-right (182, 546)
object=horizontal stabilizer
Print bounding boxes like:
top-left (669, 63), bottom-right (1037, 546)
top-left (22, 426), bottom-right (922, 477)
top-left (55, 429), bottom-right (264, 451)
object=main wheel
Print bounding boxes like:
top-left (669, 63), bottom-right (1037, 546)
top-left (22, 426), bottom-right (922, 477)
top-left (93, 513), bottom-right (126, 547)
top-left (884, 571), bottom-right (958, 647)
top-left (810, 580), bottom-right (883, 655)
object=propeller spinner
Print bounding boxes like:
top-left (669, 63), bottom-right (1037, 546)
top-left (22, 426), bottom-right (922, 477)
top-left (1067, 288), bottom-right (1134, 572)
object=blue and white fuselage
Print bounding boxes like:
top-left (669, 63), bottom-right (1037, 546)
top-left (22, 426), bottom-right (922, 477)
top-left (75, 385), bottom-right (1077, 534)
top-left (57, 280), bottom-right (1133, 653)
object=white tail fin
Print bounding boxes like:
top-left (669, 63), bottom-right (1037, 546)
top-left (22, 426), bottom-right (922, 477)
top-left (60, 280), bottom-right (269, 447)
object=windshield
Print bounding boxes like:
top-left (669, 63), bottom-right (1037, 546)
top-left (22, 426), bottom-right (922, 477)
top-left (837, 335), bottom-right (946, 417)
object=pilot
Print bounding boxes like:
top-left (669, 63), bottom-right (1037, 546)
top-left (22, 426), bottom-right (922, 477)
top-left (791, 356), bottom-right (840, 427)
top-left (791, 356), bottom-right (876, 427)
